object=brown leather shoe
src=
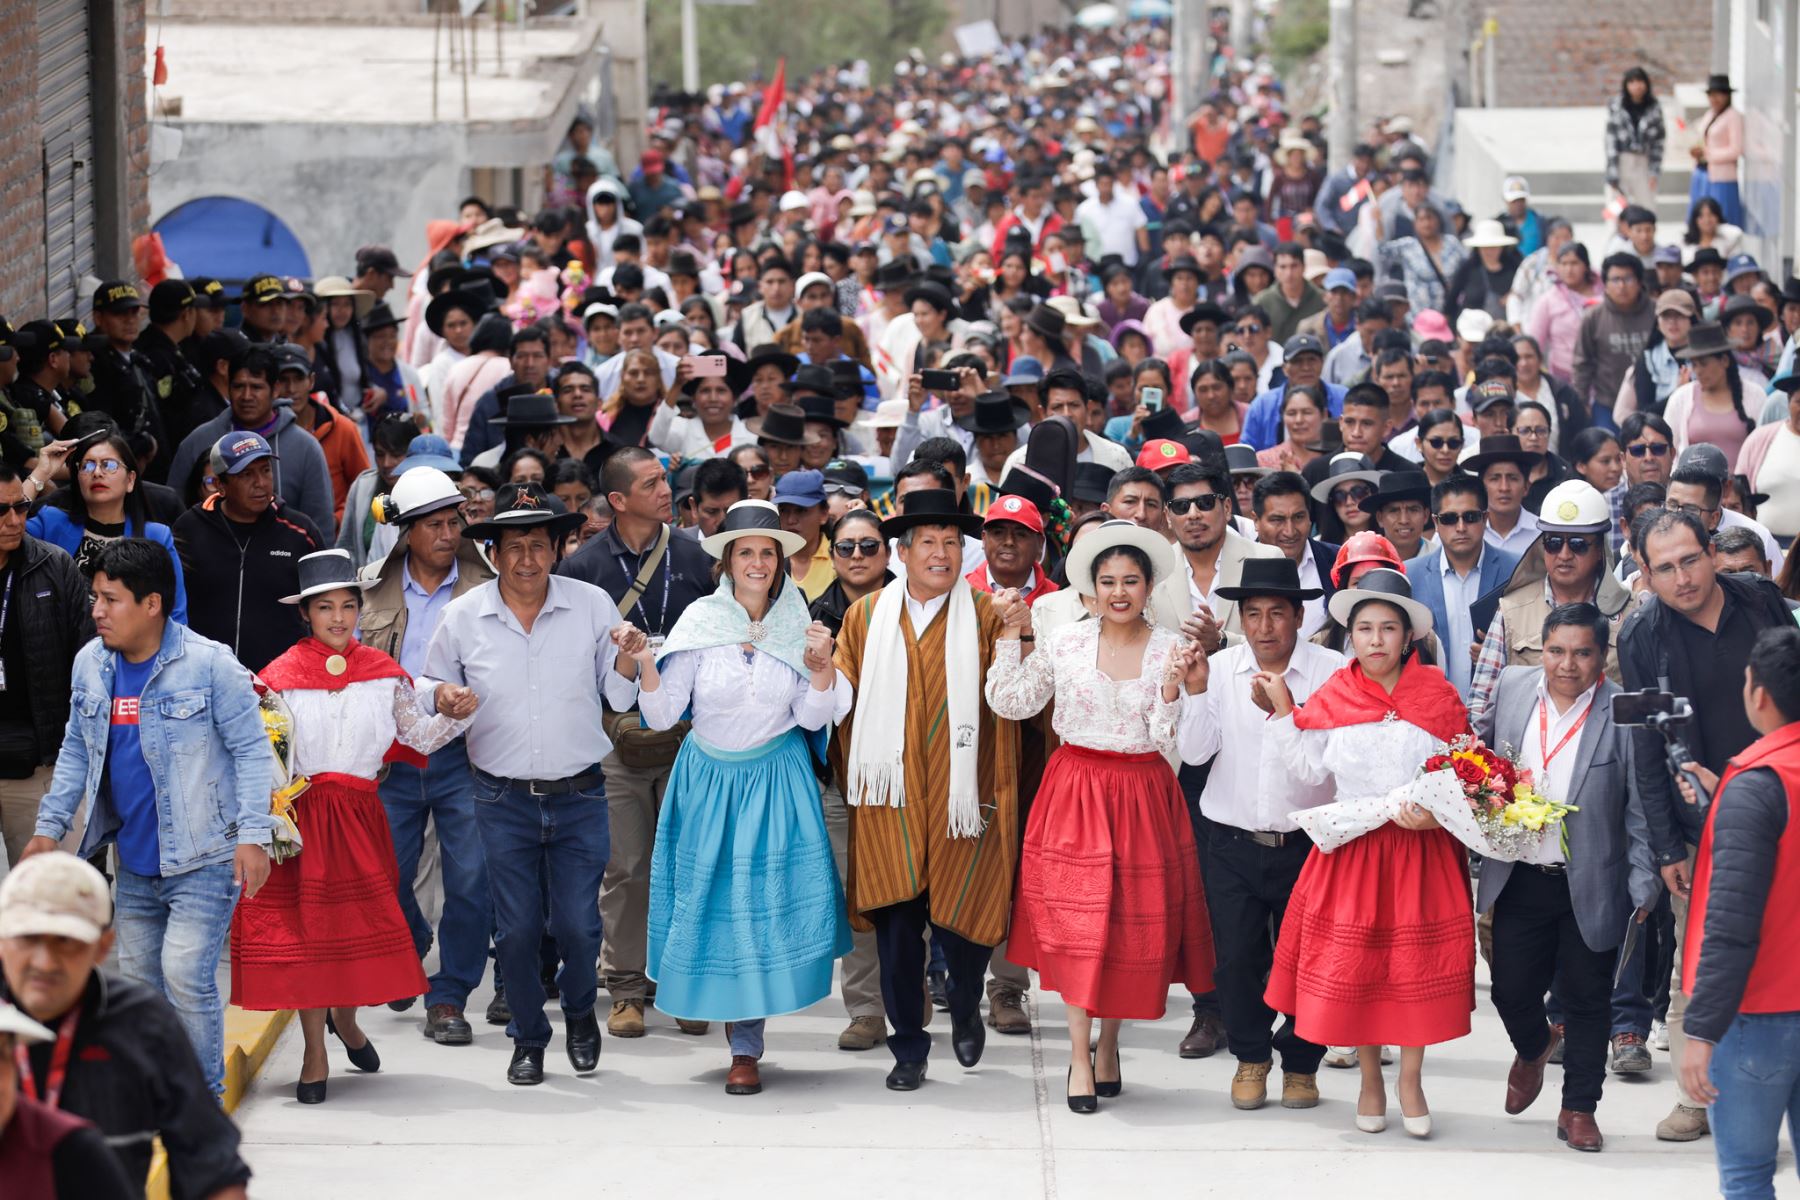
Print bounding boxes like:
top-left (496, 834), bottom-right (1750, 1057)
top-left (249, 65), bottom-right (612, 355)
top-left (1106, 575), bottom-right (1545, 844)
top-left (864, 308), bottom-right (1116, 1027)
top-left (675, 1019), bottom-right (710, 1035)
top-left (607, 999), bottom-right (646, 1038)
top-left (987, 988), bottom-right (1031, 1034)
top-left (1178, 1012), bottom-right (1224, 1059)
top-left (725, 1054), bottom-right (762, 1095)
top-left (1505, 1026), bottom-right (1562, 1114)
top-left (1558, 1108), bottom-right (1604, 1152)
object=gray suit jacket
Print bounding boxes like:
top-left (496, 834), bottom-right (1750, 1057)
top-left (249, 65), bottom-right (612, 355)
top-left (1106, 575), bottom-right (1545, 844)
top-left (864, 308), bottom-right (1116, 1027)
top-left (1475, 667), bottom-right (1660, 952)
top-left (1150, 528), bottom-right (1283, 637)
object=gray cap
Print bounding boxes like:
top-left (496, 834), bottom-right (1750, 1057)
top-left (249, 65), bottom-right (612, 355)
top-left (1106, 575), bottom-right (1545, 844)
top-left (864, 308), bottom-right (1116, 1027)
top-left (1675, 442), bottom-right (1730, 482)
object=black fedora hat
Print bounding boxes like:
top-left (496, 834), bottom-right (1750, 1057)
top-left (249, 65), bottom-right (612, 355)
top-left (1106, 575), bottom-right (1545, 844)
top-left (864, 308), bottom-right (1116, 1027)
top-left (1224, 442), bottom-right (1272, 478)
top-left (1141, 404), bottom-right (1188, 443)
top-left (1162, 254), bottom-right (1204, 281)
top-left (873, 259), bottom-right (915, 290)
top-left (903, 281), bottom-right (957, 318)
top-left (781, 362), bottom-right (844, 403)
top-left (743, 343), bottom-right (800, 381)
top-left (361, 301), bottom-right (402, 334)
top-left (956, 391), bottom-right (1030, 435)
top-left (1689, 246), bottom-right (1727, 271)
top-left (1780, 277), bottom-right (1800, 308)
top-left (997, 465), bottom-right (1059, 514)
top-left (1705, 73), bottom-right (1735, 94)
top-left (1023, 413), bottom-right (1081, 493)
top-left (826, 358), bottom-right (866, 398)
top-left (756, 403), bottom-right (823, 447)
top-left (879, 486), bottom-right (985, 540)
top-left (461, 481), bottom-right (583, 542)
top-left (1462, 433), bottom-right (1543, 478)
top-left (489, 390), bottom-right (576, 427)
top-left (1069, 461), bottom-right (1117, 504)
top-left (1358, 469), bottom-right (1433, 514)
top-left (1215, 555), bottom-right (1323, 603)
top-left (1721, 292), bottom-right (1774, 335)
top-left (1023, 303), bottom-right (1066, 344)
top-left (1178, 302), bottom-right (1232, 336)
top-left (426, 280), bottom-right (501, 337)
top-left (796, 391), bottom-right (848, 430)
top-left (1675, 321), bottom-right (1734, 361)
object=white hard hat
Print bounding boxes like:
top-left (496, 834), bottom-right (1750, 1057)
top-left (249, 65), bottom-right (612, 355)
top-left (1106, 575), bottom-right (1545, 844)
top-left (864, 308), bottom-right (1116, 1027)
top-left (1536, 479), bottom-right (1611, 533)
top-left (379, 466), bottom-right (464, 526)
top-left (795, 271), bottom-right (835, 298)
top-left (779, 190), bottom-right (811, 213)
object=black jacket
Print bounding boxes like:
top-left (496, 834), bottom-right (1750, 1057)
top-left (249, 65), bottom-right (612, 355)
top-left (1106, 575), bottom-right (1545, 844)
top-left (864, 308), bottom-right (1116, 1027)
top-left (87, 347), bottom-right (171, 482)
top-left (1684, 764), bottom-right (1788, 1043)
top-left (0, 972), bottom-right (252, 1200)
top-left (3, 535), bottom-right (94, 764)
top-left (1616, 572), bottom-right (1792, 862)
top-left (810, 571), bottom-right (895, 636)
top-left (134, 324), bottom-right (207, 449)
top-left (172, 495), bottom-right (324, 672)
top-left (554, 521), bottom-right (714, 636)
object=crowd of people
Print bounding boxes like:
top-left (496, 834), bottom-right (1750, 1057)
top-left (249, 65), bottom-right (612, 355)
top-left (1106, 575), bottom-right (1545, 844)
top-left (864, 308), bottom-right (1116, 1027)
top-left (0, 15), bottom-right (1796, 1200)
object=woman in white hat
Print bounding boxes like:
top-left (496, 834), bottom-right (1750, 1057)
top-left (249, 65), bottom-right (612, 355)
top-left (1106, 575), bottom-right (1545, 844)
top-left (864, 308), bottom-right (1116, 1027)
top-left (984, 520), bottom-right (1214, 1114)
top-left (312, 276), bottom-right (377, 420)
top-left (230, 549), bottom-right (481, 1105)
top-left (614, 500), bottom-right (852, 1097)
top-left (1256, 568), bottom-right (1475, 1138)
top-left (1445, 219), bottom-right (1522, 327)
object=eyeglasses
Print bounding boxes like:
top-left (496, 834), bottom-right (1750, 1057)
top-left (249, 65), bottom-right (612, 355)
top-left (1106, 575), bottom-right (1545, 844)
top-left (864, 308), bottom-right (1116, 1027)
top-left (0, 501), bottom-right (30, 516)
top-left (1233, 323), bottom-right (1264, 335)
top-left (1330, 484), bottom-right (1375, 505)
top-left (1667, 499), bottom-right (1720, 516)
top-left (1167, 493), bottom-right (1229, 515)
top-left (459, 487), bottom-right (495, 502)
top-left (1424, 436), bottom-right (1463, 451)
top-left (1650, 551), bottom-right (1708, 581)
top-left (79, 458), bottom-right (125, 476)
top-left (1542, 534), bottom-right (1595, 555)
top-left (1516, 426), bottom-right (1551, 439)
top-left (744, 463), bottom-right (773, 479)
top-left (1434, 509), bottom-right (1488, 527)
top-left (1626, 442), bottom-right (1672, 458)
top-left (832, 537), bottom-right (883, 557)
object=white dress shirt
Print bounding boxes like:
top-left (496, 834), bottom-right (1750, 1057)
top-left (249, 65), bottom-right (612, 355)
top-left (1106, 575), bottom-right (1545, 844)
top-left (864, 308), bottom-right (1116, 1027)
top-left (1438, 548), bottom-right (1488, 697)
top-left (1515, 678), bottom-right (1600, 866)
top-left (639, 645), bottom-right (850, 750)
top-left (1177, 639), bottom-right (1345, 831)
top-left (1484, 507), bottom-right (1540, 557)
top-left (1296, 549), bottom-right (1327, 639)
top-left (904, 586), bottom-right (951, 632)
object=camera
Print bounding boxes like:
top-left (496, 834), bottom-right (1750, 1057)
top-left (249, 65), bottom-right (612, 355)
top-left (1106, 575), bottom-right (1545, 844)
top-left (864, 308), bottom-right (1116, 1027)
top-left (1610, 688), bottom-right (1712, 807)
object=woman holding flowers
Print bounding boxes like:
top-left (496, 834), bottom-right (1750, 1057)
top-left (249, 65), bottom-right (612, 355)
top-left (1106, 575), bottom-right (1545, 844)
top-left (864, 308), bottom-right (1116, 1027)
top-left (1255, 567), bottom-right (1475, 1139)
top-left (230, 550), bottom-right (480, 1105)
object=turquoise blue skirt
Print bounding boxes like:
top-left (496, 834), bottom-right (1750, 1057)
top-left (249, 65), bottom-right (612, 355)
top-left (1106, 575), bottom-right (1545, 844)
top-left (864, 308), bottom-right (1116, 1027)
top-left (647, 728), bottom-right (853, 1021)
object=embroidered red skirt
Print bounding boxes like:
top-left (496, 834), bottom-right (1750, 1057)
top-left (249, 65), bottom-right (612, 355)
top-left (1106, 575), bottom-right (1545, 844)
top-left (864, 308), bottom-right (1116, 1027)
top-left (1007, 744), bottom-right (1214, 1019)
top-left (231, 773), bottom-right (426, 1010)
top-left (1264, 822), bottom-right (1474, 1047)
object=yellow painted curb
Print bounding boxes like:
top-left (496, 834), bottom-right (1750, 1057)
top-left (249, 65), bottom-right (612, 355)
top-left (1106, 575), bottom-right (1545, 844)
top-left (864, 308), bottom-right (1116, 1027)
top-left (145, 1007), bottom-right (293, 1200)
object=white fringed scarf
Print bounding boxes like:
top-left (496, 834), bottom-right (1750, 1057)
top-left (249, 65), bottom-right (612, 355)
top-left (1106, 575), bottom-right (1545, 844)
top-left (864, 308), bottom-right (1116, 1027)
top-left (844, 577), bottom-right (984, 838)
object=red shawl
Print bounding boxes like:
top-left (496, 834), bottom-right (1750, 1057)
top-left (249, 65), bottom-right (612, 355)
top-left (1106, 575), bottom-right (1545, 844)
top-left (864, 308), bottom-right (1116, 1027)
top-left (1292, 658), bottom-right (1469, 745)
top-left (257, 638), bottom-right (426, 768)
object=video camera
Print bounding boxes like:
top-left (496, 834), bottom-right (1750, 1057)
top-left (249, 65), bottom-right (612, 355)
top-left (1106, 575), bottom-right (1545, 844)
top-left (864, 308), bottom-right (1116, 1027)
top-left (1610, 689), bottom-right (1712, 807)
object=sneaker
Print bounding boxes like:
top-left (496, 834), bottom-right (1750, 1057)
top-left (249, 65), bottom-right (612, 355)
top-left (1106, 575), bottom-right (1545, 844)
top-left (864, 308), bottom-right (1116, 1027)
top-left (1322, 1046), bottom-right (1358, 1069)
top-left (607, 998), bottom-right (647, 1038)
top-left (484, 987), bottom-right (510, 1026)
top-left (987, 988), bottom-right (1031, 1034)
top-left (1610, 1032), bottom-right (1652, 1074)
top-left (1380, 1046), bottom-right (1395, 1065)
top-left (838, 1015), bottom-right (887, 1051)
top-left (1650, 1019), bottom-right (1670, 1051)
top-left (1547, 1024), bottom-right (1566, 1064)
top-left (1655, 1102), bottom-right (1711, 1142)
top-left (1281, 1071), bottom-right (1320, 1110)
top-left (1230, 1060), bottom-right (1272, 1110)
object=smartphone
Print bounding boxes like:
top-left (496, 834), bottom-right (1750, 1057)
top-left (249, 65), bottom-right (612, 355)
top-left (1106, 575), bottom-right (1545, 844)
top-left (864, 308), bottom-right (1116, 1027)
top-left (1141, 387), bottom-right (1164, 412)
top-left (1611, 689), bottom-right (1681, 727)
top-left (683, 354), bottom-right (728, 379)
top-left (921, 368), bottom-right (961, 392)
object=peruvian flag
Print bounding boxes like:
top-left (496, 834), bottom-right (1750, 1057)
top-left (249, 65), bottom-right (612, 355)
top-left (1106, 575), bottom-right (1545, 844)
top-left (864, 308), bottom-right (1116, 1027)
top-left (753, 58), bottom-right (794, 190)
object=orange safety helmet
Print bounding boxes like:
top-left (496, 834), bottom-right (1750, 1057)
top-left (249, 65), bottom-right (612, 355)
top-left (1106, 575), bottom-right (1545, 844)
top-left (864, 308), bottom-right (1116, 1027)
top-left (1331, 531), bottom-right (1404, 589)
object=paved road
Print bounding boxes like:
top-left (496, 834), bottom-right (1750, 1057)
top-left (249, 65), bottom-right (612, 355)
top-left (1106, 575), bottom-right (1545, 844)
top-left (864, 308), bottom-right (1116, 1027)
top-left (232, 960), bottom-right (1768, 1198)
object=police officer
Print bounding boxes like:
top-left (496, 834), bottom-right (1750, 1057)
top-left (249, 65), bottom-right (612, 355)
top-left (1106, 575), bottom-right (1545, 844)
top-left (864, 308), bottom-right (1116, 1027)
top-left (237, 273), bottom-right (289, 344)
top-left (135, 280), bottom-right (207, 448)
top-left (86, 280), bottom-right (169, 481)
top-left (6, 322), bottom-right (69, 444)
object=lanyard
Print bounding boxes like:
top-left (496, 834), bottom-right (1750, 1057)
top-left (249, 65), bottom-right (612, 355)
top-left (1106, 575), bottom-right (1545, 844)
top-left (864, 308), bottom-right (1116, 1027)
top-left (15, 1006), bottom-right (80, 1109)
top-left (615, 543), bottom-right (673, 635)
top-left (1538, 693), bottom-right (1594, 771)
top-left (0, 564), bottom-right (13, 640)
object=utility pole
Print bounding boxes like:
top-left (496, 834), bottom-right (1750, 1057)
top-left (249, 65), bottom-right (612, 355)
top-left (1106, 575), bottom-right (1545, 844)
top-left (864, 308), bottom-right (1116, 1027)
top-left (681, 0), bottom-right (700, 92)
top-left (1231, 0), bottom-right (1252, 59)
top-left (1327, 0), bottom-right (1356, 170)
top-left (1173, 0), bottom-right (1206, 135)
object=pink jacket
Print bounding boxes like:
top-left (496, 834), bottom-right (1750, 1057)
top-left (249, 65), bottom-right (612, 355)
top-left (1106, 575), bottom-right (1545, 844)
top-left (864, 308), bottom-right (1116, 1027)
top-left (1702, 107), bottom-right (1744, 183)
top-left (1525, 282), bottom-right (1598, 384)
top-left (439, 352), bottom-right (512, 452)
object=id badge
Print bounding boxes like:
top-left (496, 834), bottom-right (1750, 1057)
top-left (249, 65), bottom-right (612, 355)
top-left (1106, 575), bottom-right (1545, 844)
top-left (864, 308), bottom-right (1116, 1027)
top-left (646, 635), bottom-right (666, 658)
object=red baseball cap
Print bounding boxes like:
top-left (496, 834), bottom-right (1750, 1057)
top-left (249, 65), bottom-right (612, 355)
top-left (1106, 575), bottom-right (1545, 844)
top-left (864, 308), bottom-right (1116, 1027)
top-left (983, 494), bottom-right (1044, 534)
top-left (641, 148), bottom-right (666, 169)
top-left (1136, 438), bottom-right (1192, 472)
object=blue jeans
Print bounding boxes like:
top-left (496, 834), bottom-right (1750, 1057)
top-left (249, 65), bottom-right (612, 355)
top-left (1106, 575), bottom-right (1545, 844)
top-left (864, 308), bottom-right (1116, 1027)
top-left (728, 1018), bottom-right (765, 1058)
top-left (470, 768), bottom-right (609, 1050)
top-left (1710, 1012), bottom-right (1800, 1199)
top-left (380, 738), bottom-right (492, 1009)
top-left (113, 862), bottom-right (239, 1096)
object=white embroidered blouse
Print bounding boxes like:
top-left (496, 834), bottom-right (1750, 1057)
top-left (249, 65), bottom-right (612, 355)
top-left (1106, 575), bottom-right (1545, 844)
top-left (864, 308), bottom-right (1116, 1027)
top-left (283, 679), bottom-right (470, 780)
top-left (984, 621), bottom-right (1182, 756)
top-left (638, 645), bottom-right (852, 751)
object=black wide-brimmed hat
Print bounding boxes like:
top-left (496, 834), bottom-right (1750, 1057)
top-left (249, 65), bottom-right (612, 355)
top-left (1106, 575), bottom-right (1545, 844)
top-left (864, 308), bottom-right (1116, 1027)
top-left (1224, 442), bottom-right (1272, 478)
top-left (756, 403), bottom-right (823, 447)
top-left (1179, 302), bottom-right (1233, 335)
top-left (460, 481), bottom-right (584, 542)
top-left (362, 301), bottom-right (402, 334)
top-left (279, 548), bottom-right (377, 606)
top-left (1358, 469), bottom-right (1433, 514)
top-left (1689, 247), bottom-right (1727, 271)
top-left (1705, 73), bottom-right (1735, 94)
top-left (1023, 303), bottom-right (1067, 344)
top-left (1216, 555), bottom-right (1324, 603)
top-left (1308, 452), bottom-right (1387, 503)
top-left (955, 391), bottom-right (1030, 434)
top-left (796, 391), bottom-right (848, 431)
top-left (743, 343), bottom-right (800, 381)
top-left (879, 487), bottom-right (985, 539)
top-left (1162, 254), bottom-right (1204, 281)
top-left (1721, 292), bottom-right (1774, 335)
top-left (903, 281), bottom-right (957, 317)
top-left (489, 390), bottom-right (576, 427)
top-left (781, 362), bottom-right (845, 404)
top-left (873, 259), bottom-right (915, 290)
top-left (1675, 321), bottom-right (1734, 361)
top-left (1069, 461), bottom-right (1118, 504)
top-left (426, 280), bottom-right (501, 337)
top-left (1462, 433), bottom-right (1543, 478)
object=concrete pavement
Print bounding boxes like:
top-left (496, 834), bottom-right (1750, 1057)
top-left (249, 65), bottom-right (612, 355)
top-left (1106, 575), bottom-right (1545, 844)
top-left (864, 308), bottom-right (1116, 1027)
top-left (231, 962), bottom-right (1770, 1198)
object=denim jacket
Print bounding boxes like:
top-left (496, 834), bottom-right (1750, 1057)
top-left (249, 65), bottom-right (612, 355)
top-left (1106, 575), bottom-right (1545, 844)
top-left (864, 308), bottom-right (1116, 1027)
top-left (35, 621), bottom-right (277, 876)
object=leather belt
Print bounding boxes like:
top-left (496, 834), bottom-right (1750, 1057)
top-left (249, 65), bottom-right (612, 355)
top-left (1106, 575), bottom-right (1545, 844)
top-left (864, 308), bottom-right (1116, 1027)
top-left (1221, 824), bottom-right (1304, 849)
top-left (477, 768), bottom-right (606, 796)
top-left (1521, 861), bottom-right (1568, 876)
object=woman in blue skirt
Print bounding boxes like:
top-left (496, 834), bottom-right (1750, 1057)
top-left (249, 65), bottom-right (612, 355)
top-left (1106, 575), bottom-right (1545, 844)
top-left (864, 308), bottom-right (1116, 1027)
top-left (616, 498), bottom-right (852, 1095)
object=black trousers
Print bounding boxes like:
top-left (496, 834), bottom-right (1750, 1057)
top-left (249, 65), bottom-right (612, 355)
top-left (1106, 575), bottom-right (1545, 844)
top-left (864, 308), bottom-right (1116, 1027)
top-left (1177, 762), bottom-right (1222, 1020)
top-left (1490, 866), bottom-right (1613, 1113)
top-left (1201, 821), bottom-right (1325, 1073)
top-left (872, 893), bottom-right (994, 1064)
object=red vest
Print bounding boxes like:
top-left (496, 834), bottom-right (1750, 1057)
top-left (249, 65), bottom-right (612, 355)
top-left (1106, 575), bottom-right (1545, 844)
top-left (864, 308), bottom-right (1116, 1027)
top-left (1683, 722), bottom-right (1800, 1006)
top-left (0, 1093), bottom-right (92, 1198)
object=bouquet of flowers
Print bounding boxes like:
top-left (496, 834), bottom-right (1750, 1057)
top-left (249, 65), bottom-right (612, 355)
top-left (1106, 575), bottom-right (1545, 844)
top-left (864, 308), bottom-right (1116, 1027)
top-left (1422, 735), bottom-right (1578, 858)
top-left (255, 686), bottom-right (309, 864)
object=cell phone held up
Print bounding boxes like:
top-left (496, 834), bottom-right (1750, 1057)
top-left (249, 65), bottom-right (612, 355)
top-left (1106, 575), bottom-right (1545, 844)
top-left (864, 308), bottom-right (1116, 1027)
top-left (683, 354), bottom-right (728, 379)
top-left (1140, 387), bottom-right (1164, 412)
top-left (920, 368), bottom-right (961, 393)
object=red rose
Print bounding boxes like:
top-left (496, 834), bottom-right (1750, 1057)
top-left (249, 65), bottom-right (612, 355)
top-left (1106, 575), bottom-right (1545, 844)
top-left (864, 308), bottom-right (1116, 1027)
top-left (1453, 757), bottom-right (1485, 785)
top-left (1425, 755), bottom-right (1450, 772)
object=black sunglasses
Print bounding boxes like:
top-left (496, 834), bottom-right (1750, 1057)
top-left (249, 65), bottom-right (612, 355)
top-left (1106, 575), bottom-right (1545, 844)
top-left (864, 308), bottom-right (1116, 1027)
top-left (832, 537), bottom-right (883, 557)
top-left (744, 463), bottom-right (773, 478)
top-left (1168, 493), bottom-right (1229, 515)
top-left (1330, 484), bottom-right (1375, 504)
top-left (0, 501), bottom-right (29, 516)
top-left (1424, 436), bottom-right (1463, 451)
top-left (1626, 442), bottom-right (1672, 458)
top-left (1542, 534), bottom-right (1595, 555)
top-left (1434, 509), bottom-right (1487, 527)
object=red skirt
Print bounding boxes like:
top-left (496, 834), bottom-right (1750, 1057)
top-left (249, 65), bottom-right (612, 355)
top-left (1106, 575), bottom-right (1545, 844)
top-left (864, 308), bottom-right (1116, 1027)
top-left (1264, 822), bottom-right (1474, 1047)
top-left (230, 774), bottom-right (427, 1011)
top-left (1007, 745), bottom-right (1214, 1019)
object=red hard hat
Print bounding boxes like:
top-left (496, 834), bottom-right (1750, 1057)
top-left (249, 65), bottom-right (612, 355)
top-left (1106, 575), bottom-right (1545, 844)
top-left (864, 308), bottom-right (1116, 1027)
top-left (1331, 531), bottom-right (1404, 589)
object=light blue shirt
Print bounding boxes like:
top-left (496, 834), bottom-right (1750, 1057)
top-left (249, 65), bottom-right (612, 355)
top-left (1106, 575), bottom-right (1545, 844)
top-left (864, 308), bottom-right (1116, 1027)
top-left (395, 558), bottom-right (459, 677)
top-left (1439, 548), bottom-right (1487, 697)
top-left (421, 575), bottom-right (638, 780)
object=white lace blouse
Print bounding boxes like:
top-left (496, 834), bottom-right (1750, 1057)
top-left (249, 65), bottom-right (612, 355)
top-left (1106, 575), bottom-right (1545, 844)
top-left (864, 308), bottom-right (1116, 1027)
top-left (1263, 710), bottom-right (1443, 804)
top-left (984, 621), bottom-right (1182, 756)
top-left (638, 645), bottom-right (851, 751)
top-left (283, 678), bottom-right (471, 780)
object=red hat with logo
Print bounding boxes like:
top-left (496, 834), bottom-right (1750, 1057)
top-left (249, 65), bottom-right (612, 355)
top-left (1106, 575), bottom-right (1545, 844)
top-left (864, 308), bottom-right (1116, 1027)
top-left (1136, 438), bottom-right (1192, 472)
top-left (982, 493), bottom-right (1044, 534)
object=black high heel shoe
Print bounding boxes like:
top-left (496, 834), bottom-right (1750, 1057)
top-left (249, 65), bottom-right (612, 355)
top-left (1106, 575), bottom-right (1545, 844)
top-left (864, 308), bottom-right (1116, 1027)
top-left (1093, 1046), bottom-right (1123, 1098)
top-left (326, 1010), bottom-right (381, 1073)
top-left (1067, 1066), bottom-right (1098, 1114)
top-left (295, 1078), bottom-right (327, 1104)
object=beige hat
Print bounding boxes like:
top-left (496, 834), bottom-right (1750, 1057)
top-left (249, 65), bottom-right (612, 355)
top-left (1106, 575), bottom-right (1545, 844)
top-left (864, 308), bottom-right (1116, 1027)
top-left (462, 218), bottom-right (525, 255)
top-left (869, 398), bottom-right (907, 429)
top-left (0, 851), bottom-right (112, 943)
top-left (847, 190), bottom-right (878, 217)
top-left (312, 276), bottom-right (375, 320)
top-left (1047, 295), bottom-right (1100, 329)
top-left (1302, 248), bottom-right (1330, 282)
top-left (0, 1001), bottom-right (53, 1045)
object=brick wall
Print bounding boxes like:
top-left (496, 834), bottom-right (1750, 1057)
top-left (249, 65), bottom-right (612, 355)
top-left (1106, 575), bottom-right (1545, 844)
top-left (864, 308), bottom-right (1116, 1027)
top-left (124, 0), bottom-right (149, 236)
top-left (1488, 0), bottom-right (1714, 108)
top-left (0, 0), bottom-right (46, 320)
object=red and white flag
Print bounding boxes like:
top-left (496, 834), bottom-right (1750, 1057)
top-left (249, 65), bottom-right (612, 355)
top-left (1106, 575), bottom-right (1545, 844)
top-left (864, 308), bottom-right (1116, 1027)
top-left (753, 58), bottom-right (794, 190)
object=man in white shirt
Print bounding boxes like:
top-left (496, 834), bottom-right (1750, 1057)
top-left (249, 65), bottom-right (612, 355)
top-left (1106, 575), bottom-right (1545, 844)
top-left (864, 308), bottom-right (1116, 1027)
top-left (1177, 555), bottom-right (1343, 1111)
top-left (999, 369), bottom-right (1133, 477)
top-left (1467, 435), bottom-right (1544, 558)
top-left (1074, 163), bottom-right (1149, 268)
